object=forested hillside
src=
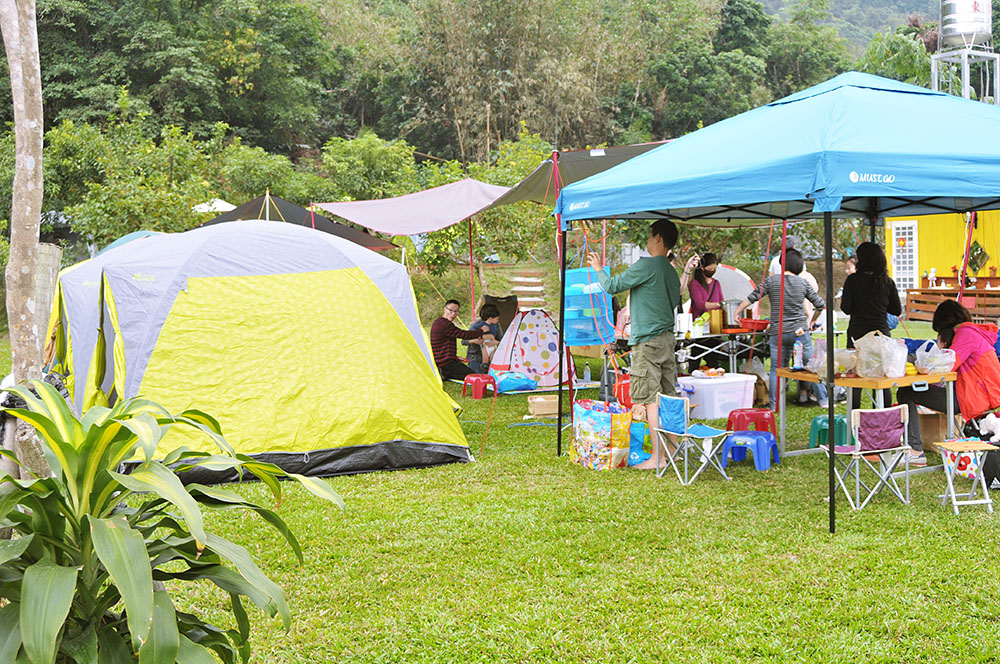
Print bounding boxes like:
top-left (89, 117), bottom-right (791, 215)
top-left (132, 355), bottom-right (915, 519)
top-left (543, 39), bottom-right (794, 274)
top-left (0, 0), bottom-right (859, 163)
top-left (764, 0), bottom-right (937, 45)
top-left (0, 0), bottom-right (987, 274)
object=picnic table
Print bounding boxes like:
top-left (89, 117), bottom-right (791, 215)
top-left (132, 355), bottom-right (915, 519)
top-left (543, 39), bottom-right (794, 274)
top-left (775, 368), bottom-right (957, 456)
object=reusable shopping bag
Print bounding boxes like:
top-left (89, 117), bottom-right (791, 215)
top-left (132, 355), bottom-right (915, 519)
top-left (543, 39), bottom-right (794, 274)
top-left (570, 399), bottom-right (631, 470)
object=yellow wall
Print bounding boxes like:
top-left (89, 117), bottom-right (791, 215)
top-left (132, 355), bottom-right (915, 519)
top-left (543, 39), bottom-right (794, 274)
top-left (886, 210), bottom-right (1000, 280)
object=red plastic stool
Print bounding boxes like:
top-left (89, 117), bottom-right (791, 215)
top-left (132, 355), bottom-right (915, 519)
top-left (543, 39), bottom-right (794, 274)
top-left (726, 408), bottom-right (777, 437)
top-left (462, 374), bottom-right (497, 399)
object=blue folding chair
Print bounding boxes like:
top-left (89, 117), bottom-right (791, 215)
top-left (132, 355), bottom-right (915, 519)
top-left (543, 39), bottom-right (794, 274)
top-left (655, 394), bottom-right (733, 485)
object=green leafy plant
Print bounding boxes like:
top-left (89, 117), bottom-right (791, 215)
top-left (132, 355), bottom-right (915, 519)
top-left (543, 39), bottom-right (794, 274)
top-left (0, 380), bottom-right (344, 663)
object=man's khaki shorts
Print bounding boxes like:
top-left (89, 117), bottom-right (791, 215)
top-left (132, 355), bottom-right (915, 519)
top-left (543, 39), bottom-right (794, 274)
top-left (629, 331), bottom-right (677, 405)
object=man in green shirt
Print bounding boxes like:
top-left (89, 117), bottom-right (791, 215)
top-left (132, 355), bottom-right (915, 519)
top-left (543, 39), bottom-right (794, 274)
top-left (587, 220), bottom-right (682, 470)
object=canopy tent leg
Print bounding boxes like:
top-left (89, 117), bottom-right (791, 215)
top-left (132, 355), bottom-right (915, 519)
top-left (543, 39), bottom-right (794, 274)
top-left (469, 219), bottom-right (476, 309)
top-left (556, 221), bottom-right (568, 456)
top-left (825, 210), bottom-right (836, 534)
top-left (777, 221), bottom-right (788, 369)
top-left (958, 211), bottom-right (976, 301)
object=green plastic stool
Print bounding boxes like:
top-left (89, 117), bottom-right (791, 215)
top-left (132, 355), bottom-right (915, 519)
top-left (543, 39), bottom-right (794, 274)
top-left (808, 414), bottom-right (851, 448)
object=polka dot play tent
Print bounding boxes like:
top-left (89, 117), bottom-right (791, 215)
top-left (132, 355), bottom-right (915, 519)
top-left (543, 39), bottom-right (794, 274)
top-left (489, 309), bottom-right (574, 387)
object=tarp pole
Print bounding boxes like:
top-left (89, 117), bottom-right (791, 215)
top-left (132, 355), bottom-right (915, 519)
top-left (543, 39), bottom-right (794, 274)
top-left (556, 217), bottom-right (568, 457)
top-left (309, 203), bottom-right (317, 229)
top-left (469, 218), bottom-right (476, 310)
top-left (824, 210), bottom-right (836, 534)
top-left (265, 188), bottom-right (270, 221)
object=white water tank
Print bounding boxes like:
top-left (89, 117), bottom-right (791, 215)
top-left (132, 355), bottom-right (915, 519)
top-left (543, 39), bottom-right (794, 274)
top-left (941, 0), bottom-right (993, 48)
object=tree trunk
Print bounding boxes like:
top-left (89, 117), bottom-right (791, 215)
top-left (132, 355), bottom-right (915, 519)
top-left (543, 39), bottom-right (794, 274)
top-left (1, 0), bottom-right (51, 478)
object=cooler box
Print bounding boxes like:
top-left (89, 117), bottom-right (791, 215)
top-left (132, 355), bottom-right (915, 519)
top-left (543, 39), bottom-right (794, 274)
top-left (676, 373), bottom-right (756, 420)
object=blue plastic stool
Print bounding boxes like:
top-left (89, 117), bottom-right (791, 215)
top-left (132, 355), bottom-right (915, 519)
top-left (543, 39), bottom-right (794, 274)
top-left (721, 431), bottom-right (780, 471)
top-left (808, 414), bottom-right (851, 449)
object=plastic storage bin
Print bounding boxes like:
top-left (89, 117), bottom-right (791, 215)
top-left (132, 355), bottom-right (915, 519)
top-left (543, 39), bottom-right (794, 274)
top-left (563, 267), bottom-right (614, 346)
top-left (676, 373), bottom-right (756, 420)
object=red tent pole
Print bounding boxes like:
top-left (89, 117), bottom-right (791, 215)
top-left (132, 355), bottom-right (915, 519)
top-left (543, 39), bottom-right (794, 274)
top-left (777, 220), bottom-right (788, 370)
top-left (602, 220), bottom-right (607, 265)
top-left (958, 211), bottom-right (976, 301)
top-left (553, 151), bottom-right (563, 266)
top-left (469, 218), bottom-right (475, 309)
top-left (310, 203), bottom-right (317, 229)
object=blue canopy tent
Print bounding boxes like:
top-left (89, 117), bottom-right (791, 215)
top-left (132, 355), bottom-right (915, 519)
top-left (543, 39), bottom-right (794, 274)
top-left (554, 72), bottom-right (1000, 532)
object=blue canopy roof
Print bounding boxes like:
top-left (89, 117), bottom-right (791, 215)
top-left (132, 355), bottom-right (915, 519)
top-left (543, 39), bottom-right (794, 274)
top-left (556, 72), bottom-right (1000, 225)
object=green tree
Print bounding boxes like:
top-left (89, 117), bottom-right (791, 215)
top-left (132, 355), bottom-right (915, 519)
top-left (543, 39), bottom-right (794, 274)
top-left (321, 129), bottom-right (419, 201)
top-left (856, 30), bottom-right (933, 86)
top-left (644, 41), bottom-right (770, 138)
top-left (1, 0), bottom-right (335, 153)
top-left (715, 0), bottom-right (773, 59)
top-left (766, 0), bottom-right (851, 98)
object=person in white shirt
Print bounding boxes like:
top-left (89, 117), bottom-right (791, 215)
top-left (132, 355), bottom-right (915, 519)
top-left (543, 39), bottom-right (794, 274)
top-left (768, 236), bottom-right (797, 276)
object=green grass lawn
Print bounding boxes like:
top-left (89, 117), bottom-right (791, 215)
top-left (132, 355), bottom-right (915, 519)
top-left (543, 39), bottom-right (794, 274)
top-left (6, 328), bottom-right (993, 662)
top-left (179, 374), bottom-right (996, 663)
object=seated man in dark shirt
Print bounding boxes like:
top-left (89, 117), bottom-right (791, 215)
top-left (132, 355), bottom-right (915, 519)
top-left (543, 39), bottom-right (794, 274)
top-left (430, 299), bottom-right (490, 382)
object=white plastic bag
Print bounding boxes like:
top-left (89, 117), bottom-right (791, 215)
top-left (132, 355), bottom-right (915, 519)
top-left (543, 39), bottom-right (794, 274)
top-left (855, 331), bottom-right (885, 378)
top-left (881, 337), bottom-right (907, 378)
top-left (915, 341), bottom-right (957, 374)
top-left (748, 356), bottom-right (768, 385)
top-left (806, 341), bottom-right (827, 373)
top-left (833, 348), bottom-right (857, 374)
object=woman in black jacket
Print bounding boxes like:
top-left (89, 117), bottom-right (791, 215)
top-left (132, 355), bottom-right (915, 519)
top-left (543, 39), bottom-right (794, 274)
top-left (841, 242), bottom-right (902, 408)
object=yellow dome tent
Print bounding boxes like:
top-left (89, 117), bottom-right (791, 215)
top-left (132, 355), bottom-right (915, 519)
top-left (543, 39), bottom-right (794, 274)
top-left (47, 221), bottom-right (469, 479)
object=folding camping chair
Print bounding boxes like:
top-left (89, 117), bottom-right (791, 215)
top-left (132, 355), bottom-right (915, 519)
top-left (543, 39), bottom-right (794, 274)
top-left (654, 394), bottom-right (732, 485)
top-left (824, 405), bottom-right (910, 510)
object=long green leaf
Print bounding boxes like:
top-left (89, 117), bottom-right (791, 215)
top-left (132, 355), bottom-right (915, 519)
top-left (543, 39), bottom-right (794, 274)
top-left (175, 409), bottom-right (223, 435)
top-left (187, 484), bottom-right (303, 562)
top-left (95, 627), bottom-right (133, 664)
top-left (205, 534), bottom-right (290, 630)
top-left (137, 591), bottom-right (178, 664)
top-left (89, 515), bottom-right (154, 650)
top-left (0, 603), bottom-right (22, 663)
top-left (176, 636), bottom-right (216, 664)
top-left (286, 473), bottom-right (345, 510)
top-left (31, 381), bottom-right (84, 450)
top-left (229, 592), bottom-right (250, 648)
top-left (158, 410), bottom-right (234, 456)
top-left (80, 406), bottom-right (113, 432)
top-left (171, 564), bottom-right (278, 619)
top-left (109, 463), bottom-right (206, 547)
top-left (172, 455), bottom-right (244, 473)
top-left (234, 459), bottom-right (282, 502)
top-left (60, 624), bottom-right (97, 664)
top-left (20, 560), bottom-right (78, 664)
top-left (1, 408), bottom-right (72, 482)
top-left (0, 534), bottom-right (33, 566)
top-left (120, 413), bottom-right (166, 462)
